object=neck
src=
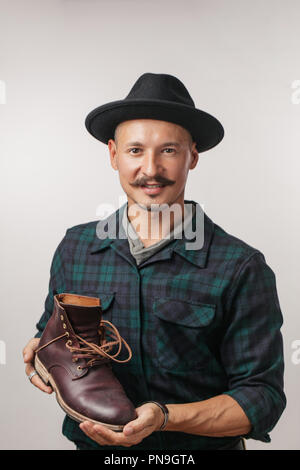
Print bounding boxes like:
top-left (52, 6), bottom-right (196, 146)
top-left (127, 195), bottom-right (186, 247)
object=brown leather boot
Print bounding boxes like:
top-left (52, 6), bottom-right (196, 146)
top-left (34, 293), bottom-right (137, 431)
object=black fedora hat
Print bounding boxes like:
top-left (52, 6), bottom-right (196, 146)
top-left (85, 73), bottom-right (224, 153)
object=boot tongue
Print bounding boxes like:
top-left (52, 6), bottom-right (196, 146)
top-left (61, 304), bottom-right (102, 345)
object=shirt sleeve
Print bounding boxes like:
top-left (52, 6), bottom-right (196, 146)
top-left (34, 231), bottom-right (68, 338)
top-left (220, 251), bottom-right (286, 442)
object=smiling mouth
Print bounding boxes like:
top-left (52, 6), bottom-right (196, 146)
top-left (139, 183), bottom-right (167, 195)
top-left (141, 183), bottom-right (166, 188)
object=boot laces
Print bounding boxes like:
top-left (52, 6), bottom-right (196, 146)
top-left (65, 319), bottom-right (132, 369)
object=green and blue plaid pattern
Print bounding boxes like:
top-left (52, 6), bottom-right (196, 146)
top-left (35, 200), bottom-right (286, 450)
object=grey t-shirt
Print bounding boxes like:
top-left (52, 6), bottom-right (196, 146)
top-left (122, 201), bottom-right (196, 265)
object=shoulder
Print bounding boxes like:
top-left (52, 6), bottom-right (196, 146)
top-left (62, 206), bottom-right (122, 251)
top-left (65, 219), bottom-right (100, 241)
top-left (65, 205), bottom-right (124, 239)
top-left (208, 219), bottom-right (279, 308)
top-left (50, 220), bottom-right (101, 258)
top-left (214, 220), bottom-right (263, 253)
top-left (209, 216), bottom-right (267, 271)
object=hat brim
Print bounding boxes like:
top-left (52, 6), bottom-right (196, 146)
top-left (85, 98), bottom-right (224, 153)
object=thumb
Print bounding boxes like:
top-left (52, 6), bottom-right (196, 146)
top-left (122, 406), bottom-right (154, 436)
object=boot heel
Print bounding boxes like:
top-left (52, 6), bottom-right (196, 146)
top-left (34, 355), bottom-right (50, 385)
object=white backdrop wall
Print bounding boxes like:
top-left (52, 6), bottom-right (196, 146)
top-left (0, 0), bottom-right (299, 450)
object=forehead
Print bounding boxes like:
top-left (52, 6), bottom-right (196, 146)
top-left (115, 119), bottom-right (191, 142)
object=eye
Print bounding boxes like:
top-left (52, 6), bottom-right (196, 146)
top-left (129, 147), bottom-right (141, 154)
top-left (163, 148), bottom-right (176, 154)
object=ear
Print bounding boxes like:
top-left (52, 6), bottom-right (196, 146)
top-left (189, 143), bottom-right (199, 170)
top-left (108, 139), bottom-right (118, 170)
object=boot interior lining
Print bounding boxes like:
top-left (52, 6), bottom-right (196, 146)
top-left (58, 293), bottom-right (100, 307)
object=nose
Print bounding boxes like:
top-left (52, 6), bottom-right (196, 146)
top-left (141, 151), bottom-right (162, 178)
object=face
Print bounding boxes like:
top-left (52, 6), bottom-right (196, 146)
top-left (108, 119), bottom-right (199, 211)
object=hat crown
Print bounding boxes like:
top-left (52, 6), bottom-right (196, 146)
top-left (125, 73), bottom-right (195, 107)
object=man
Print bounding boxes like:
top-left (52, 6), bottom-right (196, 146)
top-left (23, 73), bottom-right (286, 450)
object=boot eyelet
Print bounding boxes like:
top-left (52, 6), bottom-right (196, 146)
top-left (66, 340), bottom-right (72, 346)
top-left (72, 357), bottom-right (78, 363)
top-left (77, 366), bottom-right (82, 371)
top-left (60, 315), bottom-right (64, 321)
top-left (65, 332), bottom-right (69, 337)
top-left (62, 323), bottom-right (67, 329)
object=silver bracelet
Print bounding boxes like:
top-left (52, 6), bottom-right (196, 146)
top-left (140, 401), bottom-right (169, 431)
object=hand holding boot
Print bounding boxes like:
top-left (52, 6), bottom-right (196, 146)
top-left (79, 402), bottom-right (166, 448)
top-left (23, 338), bottom-right (53, 394)
top-left (32, 293), bottom-right (137, 430)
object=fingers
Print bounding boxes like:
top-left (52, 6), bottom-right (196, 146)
top-left (80, 422), bottom-right (120, 446)
top-left (80, 421), bottom-right (140, 447)
top-left (23, 338), bottom-right (40, 363)
top-left (25, 362), bottom-right (53, 394)
top-left (24, 338), bottom-right (53, 394)
top-left (79, 407), bottom-right (157, 447)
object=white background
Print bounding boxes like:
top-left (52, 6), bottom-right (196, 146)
top-left (0, 0), bottom-right (299, 450)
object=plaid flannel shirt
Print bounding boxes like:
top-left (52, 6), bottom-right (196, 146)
top-left (35, 200), bottom-right (286, 450)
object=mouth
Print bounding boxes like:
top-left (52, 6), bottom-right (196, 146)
top-left (139, 183), bottom-right (166, 195)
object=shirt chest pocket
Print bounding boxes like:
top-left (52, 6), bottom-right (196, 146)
top-left (152, 297), bottom-right (216, 372)
top-left (98, 293), bottom-right (115, 319)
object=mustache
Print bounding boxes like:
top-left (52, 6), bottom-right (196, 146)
top-left (130, 175), bottom-right (175, 187)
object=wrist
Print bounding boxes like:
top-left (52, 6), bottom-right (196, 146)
top-left (140, 401), bottom-right (169, 431)
top-left (154, 404), bottom-right (166, 431)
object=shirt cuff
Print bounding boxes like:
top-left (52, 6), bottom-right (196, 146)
top-left (222, 389), bottom-right (271, 442)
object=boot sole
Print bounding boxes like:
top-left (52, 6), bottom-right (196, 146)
top-left (34, 354), bottom-right (124, 432)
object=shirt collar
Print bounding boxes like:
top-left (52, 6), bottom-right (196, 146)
top-left (122, 200), bottom-right (196, 253)
top-left (90, 200), bottom-right (214, 269)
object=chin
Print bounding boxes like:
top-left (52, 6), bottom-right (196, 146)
top-left (141, 199), bottom-right (175, 212)
top-left (127, 189), bottom-right (176, 211)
